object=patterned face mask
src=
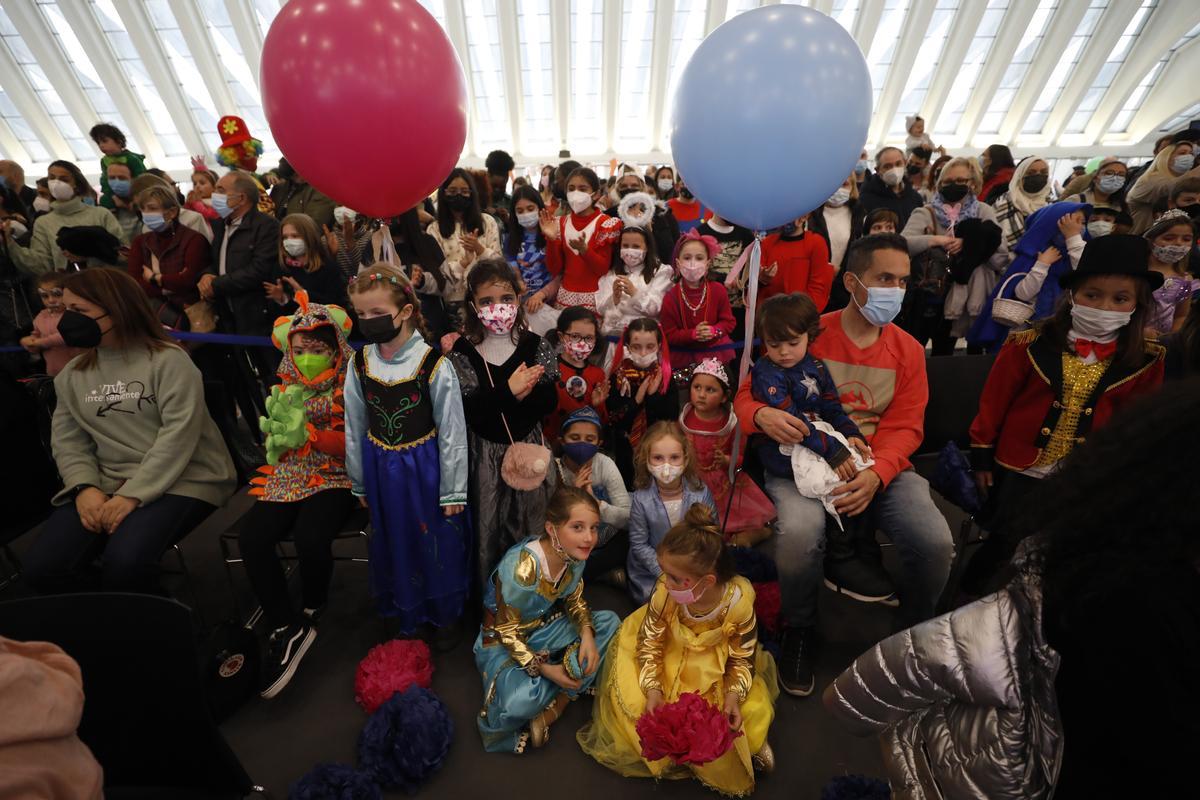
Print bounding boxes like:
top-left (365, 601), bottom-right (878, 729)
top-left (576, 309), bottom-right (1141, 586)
top-left (476, 302), bottom-right (518, 335)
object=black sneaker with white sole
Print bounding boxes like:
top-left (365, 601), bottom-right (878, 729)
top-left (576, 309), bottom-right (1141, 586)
top-left (824, 555), bottom-right (899, 606)
top-left (777, 626), bottom-right (816, 697)
top-left (260, 622), bottom-right (316, 699)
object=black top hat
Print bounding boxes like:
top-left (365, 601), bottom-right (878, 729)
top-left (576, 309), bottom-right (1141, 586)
top-left (1059, 234), bottom-right (1163, 290)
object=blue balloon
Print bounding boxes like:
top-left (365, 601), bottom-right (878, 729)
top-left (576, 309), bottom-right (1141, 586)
top-left (669, 6), bottom-right (872, 231)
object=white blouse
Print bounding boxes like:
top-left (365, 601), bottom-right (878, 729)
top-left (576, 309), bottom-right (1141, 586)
top-left (425, 215), bottom-right (502, 303)
top-left (595, 265), bottom-right (675, 337)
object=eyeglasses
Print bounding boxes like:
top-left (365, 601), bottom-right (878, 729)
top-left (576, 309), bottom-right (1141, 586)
top-left (563, 333), bottom-right (596, 345)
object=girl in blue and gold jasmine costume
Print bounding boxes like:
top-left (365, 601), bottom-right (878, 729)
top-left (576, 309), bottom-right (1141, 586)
top-left (475, 487), bottom-right (620, 753)
top-left (344, 264), bottom-right (470, 634)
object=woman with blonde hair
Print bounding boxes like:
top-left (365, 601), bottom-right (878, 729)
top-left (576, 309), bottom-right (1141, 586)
top-left (1127, 140), bottom-right (1199, 233)
top-left (21, 267), bottom-right (235, 594)
top-left (901, 156), bottom-right (1008, 353)
top-left (268, 212), bottom-right (348, 311)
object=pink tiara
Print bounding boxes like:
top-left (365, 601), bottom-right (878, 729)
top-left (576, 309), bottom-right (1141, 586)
top-left (692, 357), bottom-right (729, 387)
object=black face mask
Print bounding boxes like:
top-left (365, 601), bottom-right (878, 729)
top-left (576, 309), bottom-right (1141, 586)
top-left (617, 187), bottom-right (638, 199)
top-left (679, 186), bottom-right (694, 199)
top-left (1180, 203), bottom-right (1200, 221)
top-left (444, 194), bottom-right (471, 213)
top-left (359, 312), bottom-right (402, 345)
top-left (58, 310), bottom-right (107, 348)
top-left (906, 164), bottom-right (924, 175)
top-left (939, 184), bottom-right (969, 203)
top-left (1022, 174), bottom-right (1048, 193)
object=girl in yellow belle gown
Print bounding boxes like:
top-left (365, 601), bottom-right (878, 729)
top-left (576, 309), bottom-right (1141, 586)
top-left (578, 504), bottom-right (778, 796)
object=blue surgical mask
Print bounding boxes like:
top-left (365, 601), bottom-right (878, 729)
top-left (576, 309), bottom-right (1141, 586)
top-left (109, 178), bottom-right (132, 198)
top-left (142, 212), bottom-right (168, 232)
top-left (212, 192), bottom-right (234, 218)
top-left (1172, 154), bottom-right (1195, 174)
top-left (1097, 174), bottom-right (1125, 194)
top-left (854, 159), bottom-right (869, 176)
top-left (852, 275), bottom-right (905, 327)
top-left (562, 441), bottom-right (598, 466)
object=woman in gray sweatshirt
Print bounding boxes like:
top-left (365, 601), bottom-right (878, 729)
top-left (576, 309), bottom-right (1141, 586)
top-left (22, 268), bottom-right (235, 593)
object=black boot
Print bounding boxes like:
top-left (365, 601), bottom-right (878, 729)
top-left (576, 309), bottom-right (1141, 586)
top-left (824, 514), bottom-right (898, 605)
top-left (777, 626), bottom-right (816, 697)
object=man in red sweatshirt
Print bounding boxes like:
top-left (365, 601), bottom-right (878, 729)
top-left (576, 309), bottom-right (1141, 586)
top-left (733, 234), bottom-right (953, 698)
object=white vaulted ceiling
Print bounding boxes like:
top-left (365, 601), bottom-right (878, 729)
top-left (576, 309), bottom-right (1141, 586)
top-left (1, 0), bottom-right (1198, 178)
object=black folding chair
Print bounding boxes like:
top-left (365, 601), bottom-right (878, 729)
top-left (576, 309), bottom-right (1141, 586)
top-left (0, 593), bottom-right (262, 798)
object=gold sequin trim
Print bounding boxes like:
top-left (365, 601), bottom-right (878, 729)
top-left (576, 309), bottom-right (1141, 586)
top-left (366, 428), bottom-right (437, 452)
top-left (1034, 355), bottom-right (1109, 467)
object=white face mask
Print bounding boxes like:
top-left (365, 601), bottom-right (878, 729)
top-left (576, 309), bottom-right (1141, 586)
top-left (881, 167), bottom-right (905, 187)
top-left (649, 462), bottom-right (684, 485)
top-left (1070, 300), bottom-right (1132, 340)
top-left (333, 206), bottom-right (356, 225)
top-left (33, 197), bottom-right (52, 213)
top-left (516, 210), bottom-right (540, 229)
top-left (620, 248), bottom-right (646, 267)
top-left (628, 348), bottom-right (658, 368)
top-left (48, 179), bottom-right (74, 201)
top-left (567, 190), bottom-right (593, 214)
top-left (657, 178), bottom-right (675, 193)
top-left (826, 187), bottom-right (851, 207)
top-left (283, 238), bottom-right (307, 257)
top-left (1086, 220), bottom-right (1114, 238)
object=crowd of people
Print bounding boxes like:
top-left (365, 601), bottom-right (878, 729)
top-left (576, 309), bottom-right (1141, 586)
top-left (1, 110), bottom-right (1198, 797)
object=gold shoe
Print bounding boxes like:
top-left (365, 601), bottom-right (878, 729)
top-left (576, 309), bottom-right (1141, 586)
top-left (529, 695), bottom-right (568, 749)
top-left (753, 741), bottom-right (775, 773)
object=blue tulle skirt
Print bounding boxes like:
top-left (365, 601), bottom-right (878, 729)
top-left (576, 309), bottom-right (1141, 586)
top-left (363, 436), bottom-right (470, 632)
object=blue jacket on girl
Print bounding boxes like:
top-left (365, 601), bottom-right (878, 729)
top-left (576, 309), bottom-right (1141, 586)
top-left (968, 202), bottom-right (1090, 352)
top-left (627, 482), bottom-right (716, 604)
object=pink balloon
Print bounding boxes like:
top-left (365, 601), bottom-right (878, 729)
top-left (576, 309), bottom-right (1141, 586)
top-left (261, 0), bottom-right (468, 219)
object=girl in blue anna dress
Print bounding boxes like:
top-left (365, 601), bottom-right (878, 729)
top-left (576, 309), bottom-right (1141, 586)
top-left (475, 486), bottom-right (620, 754)
top-left (345, 264), bottom-right (470, 635)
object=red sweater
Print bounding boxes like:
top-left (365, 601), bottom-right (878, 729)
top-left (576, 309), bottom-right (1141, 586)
top-left (545, 358), bottom-right (609, 442)
top-left (660, 280), bottom-right (736, 369)
top-left (968, 330), bottom-right (1164, 472)
top-left (127, 223), bottom-right (210, 305)
top-left (734, 310), bottom-right (927, 487)
top-left (759, 231), bottom-right (834, 311)
top-left (545, 210), bottom-right (623, 294)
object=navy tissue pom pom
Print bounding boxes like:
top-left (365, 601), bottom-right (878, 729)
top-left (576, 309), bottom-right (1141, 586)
top-left (289, 763), bottom-right (381, 800)
top-left (357, 685), bottom-right (454, 792)
top-left (730, 545), bottom-right (778, 583)
top-left (820, 774), bottom-right (891, 800)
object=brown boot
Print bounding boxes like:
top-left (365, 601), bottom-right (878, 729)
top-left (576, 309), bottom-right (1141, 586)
top-left (528, 693), bottom-right (571, 748)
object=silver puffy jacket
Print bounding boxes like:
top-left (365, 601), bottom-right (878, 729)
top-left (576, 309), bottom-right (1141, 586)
top-left (827, 553), bottom-right (1064, 799)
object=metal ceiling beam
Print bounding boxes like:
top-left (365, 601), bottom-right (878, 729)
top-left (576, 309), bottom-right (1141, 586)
top-left (0, 44), bottom-right (73, 159)
top-left (223, 0), bottom-right (265, 90)
top-left (111, 0), bottom-right (206, 158)
top-left (705, 0), bottom-right (728, 35)
top-left (957, 0), bottom-right (1038, 147)
top-left (56, 0), bottom-right (165, 164)
top-left (920, 0), bottom-right (987, 129)
top-left (646, 0), bottom-right (676, 154)
top-left (497, 0), bottom-right (525, 156)
top-left (812, 0), bottom-right (835, 16)
top-left (442, 0), bottom-right (477, 157)
top-left (1125, 38), bottom-right (1200, 143)
top-left (3, 1), bottom-right (98, 149)
top-left (601, 0), bottom-right (622, 153)
top-left (549, 0), bottom-right (572, 151)
top-left (1040, 0), bottom-right (1141, 145)
top-left (996, 0), bottom-right (1089, 144)
top-left (1084, 1), bottom-right (1199, 143)
top-left (173, 0), bottom-right (239, 118)
top-left (867, 0), bottom-right (936, 147)
top-left (0, 116), bottom-right (31, 167)
top-left (852, 0), bottom-right (886, 59)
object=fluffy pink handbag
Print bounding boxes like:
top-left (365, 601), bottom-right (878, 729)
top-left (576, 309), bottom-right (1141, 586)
top-left (482, 359), bottom-right (551, 491)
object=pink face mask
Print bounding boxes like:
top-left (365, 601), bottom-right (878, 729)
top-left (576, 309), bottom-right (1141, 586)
top-left (666, 578), bottom-right (710, 605)
top-left (678, 262), bottom-right (708, 284)
top-left (562, 337), bottom-right (594, 361)
top-left (476, 302), bottom-right (518, 335)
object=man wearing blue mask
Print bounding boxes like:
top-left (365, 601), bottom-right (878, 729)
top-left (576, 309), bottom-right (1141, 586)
top-left (733, 234), bottom-right (953, 699)
top-left (199, 171), bottom-right (281, 346)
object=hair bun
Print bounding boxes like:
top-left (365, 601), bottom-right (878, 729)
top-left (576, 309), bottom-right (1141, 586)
top-left (683, 503), bottom-right (720, 535)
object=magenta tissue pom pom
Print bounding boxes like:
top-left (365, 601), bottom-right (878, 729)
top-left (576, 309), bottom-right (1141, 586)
top-left (354, 639), bottom-right (434, 714)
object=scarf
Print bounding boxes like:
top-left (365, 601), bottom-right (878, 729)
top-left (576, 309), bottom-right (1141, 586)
top-left (930, 192), bottom-right (980, 234)
top-left (1006, 156), bottom-right (1052, 217)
